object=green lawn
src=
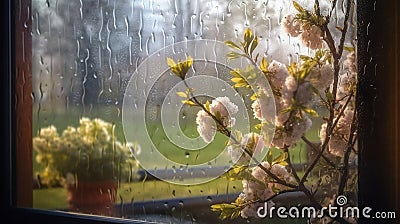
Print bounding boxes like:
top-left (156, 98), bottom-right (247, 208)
top-left (33, 106), bottom-right (321, 211)
top-left (34, 177), bottom-right (242, 210)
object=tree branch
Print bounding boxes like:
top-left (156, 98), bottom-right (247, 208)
top-left (300, 86), bottom-right (354, 185)
top-left (337, 110), bottom-right (357, 197)
top-left (301, 136), bottom-right (337, 169)
top-left (182, 79), bottom-right (297, 189)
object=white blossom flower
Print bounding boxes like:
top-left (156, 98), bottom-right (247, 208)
top-left (319, 108), bottom-right (354, 157)
top-left (268, 60), bottom-right (289, 88)
top-left (252, 161), bottom-right (291, 184)
top-left (284, 75), bottom-right (298, 92)
top-left (337, 70), bottom-right (357, 101)
top-left (337, 108), bottom-right (354, 132)
top-left (251, 89), bottom-right (275, 122)
top-left (295, 82), bottom-right (314, 106)
top-left (239, 176), bottom-right (275, 218)
top-left (196, 97), bottom-right (238, 143)
top-left (281, 76), bottom-right (297, 107)
top-left (236, 160), bottom-right (292, 219)
top-left (308, 64), bottom-right (334, 89)
top-left (251, 99), bottom-right (263, 121)
top-left (209, 96), bottom-right (238, 127)
top-left (271, 117), bottom-right (312, 148)
top-left (195, 110), bottom-right (216, 143)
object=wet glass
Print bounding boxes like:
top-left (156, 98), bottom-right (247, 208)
top-left (31, 0), bottom-right (358, 223)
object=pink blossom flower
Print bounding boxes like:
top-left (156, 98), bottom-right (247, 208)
top-left (227, 133), bottom-right (264, 165)
top-left (196, 97), bottom-right (238, 143)
top-left (283, 15), bottom-right (301, 37)
top-left (301, 25), bottom-right (323, 49)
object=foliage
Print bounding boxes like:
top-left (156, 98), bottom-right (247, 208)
top-left (33, 117), bottom-right (138, 186)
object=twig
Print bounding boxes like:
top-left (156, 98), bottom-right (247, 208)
top-left (338, 0), bottom-right (353, 57)
top-left (329, 0), bottom-right (338, 18)
top-left (300, 0), bottom-right (354, 185)
top-left (300, 90), bottom-right (354, 184)
top-left (181, 79), bottom-right (297, 189)
top-left (283, 145), bottom-right (301, 184)
top-left (337, 110), bottom-right (357, 197)
top-left (301, 136), bottom-right (336, 168)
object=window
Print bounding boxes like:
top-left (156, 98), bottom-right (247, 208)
top-left (2, 0), bottom-right (399, 223)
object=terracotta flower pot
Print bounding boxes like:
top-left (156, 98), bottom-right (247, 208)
top-left (67, 180), bottom-right (118, 216)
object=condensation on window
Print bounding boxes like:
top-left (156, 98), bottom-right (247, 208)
top-left (32, 0), bottom-right (357, 223)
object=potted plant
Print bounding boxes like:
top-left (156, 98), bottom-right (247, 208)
top-left (33, 117), bottom-right (138, 216)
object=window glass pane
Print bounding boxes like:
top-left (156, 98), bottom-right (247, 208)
top-left (32, 0), bottom-right (358, 223)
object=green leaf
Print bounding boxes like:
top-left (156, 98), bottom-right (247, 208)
top-left (293, 1), bottom-right (305, 13)
top-left (224, 166), bottom-right (248, 181)
top-left (226, 51), bottom-right (244, 60)
top-left (211, 203), bottom-right (241, 220)
top-left (254, 123), bottom-right (262, 130)
top-left (280, 106), bottom-right (294, 114)
top-left (300, 55), bottom-right (312, 62)
top-left (250, 93), bottom-right (257, 101)
top-left (249, 36), bottom-right (258, 55)
top-left (230, 69), bottom-right (252, 89)
top-left (166, 56), bottom-right (193, 79)
top-left (205, 100), bottom-right (211, 111)
top-left (224, 41), bottom-right (242, 50)
top-left (344, 46), bottom-right (355, 52)
top-left (286, 63), bottom-right (298, 76)
top-left (272, 152), bottom-right (288, 166)
top-left (231, 210), bottom-right (241, 219)
top-left (166, 57), bottom-right (176, 68)
top-left (182, 100), bottom-right (196, 106)
top-left (243, 28), bottom-right (254, 44)
top-left (266, 150), bottom-right (273, 165)
top-left (231, 77), bottom-right (244, 83)
top-left (277, 161), bottom-right (289, 166)
top-left (271, 184), bottom-right (281, 193)
top-left (325, 92), bottom-right (334, 101)
top-left (303, 107), bottom-right (319, 117)
top-left (260, 57), bottom-right (268, 74)
top-left (176, 92), bottom-right (187, 98)
top-left (243, 28), bottom-right (254, 53)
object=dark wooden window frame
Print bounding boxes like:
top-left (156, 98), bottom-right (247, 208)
top-left (1, 0), bottom-right (399, 223)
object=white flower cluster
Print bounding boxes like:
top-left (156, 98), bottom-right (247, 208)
top-left (320, 52), bottom-right (357, 157)
top-left (270, 117), bottom-right (313, 148)
top-left (337, 52), bottom-right (357, 100)
top-left (196, 97), bottom-right (238, 143)
top-left (33, 117), bottom-right (135, 185)
top-left (238, 161), bottom-right (291, 218)
top-left (320, 108), bottom-right (354, 157)
top-left (252, 59), bottom-right (332, 148)
top-left (251, 88), bottom-right (275, 122)
top-left (227, 133), bottom-right (264, 166)
top-left (308, 64), bottom-right (334, 90)
top-left (283, 15), bottom-right (323, 49)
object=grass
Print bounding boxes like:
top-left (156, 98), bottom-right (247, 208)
top-left (34, 177), bottom-right (242, 210)
top-left (32, 106), bottom-right (321, 211)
